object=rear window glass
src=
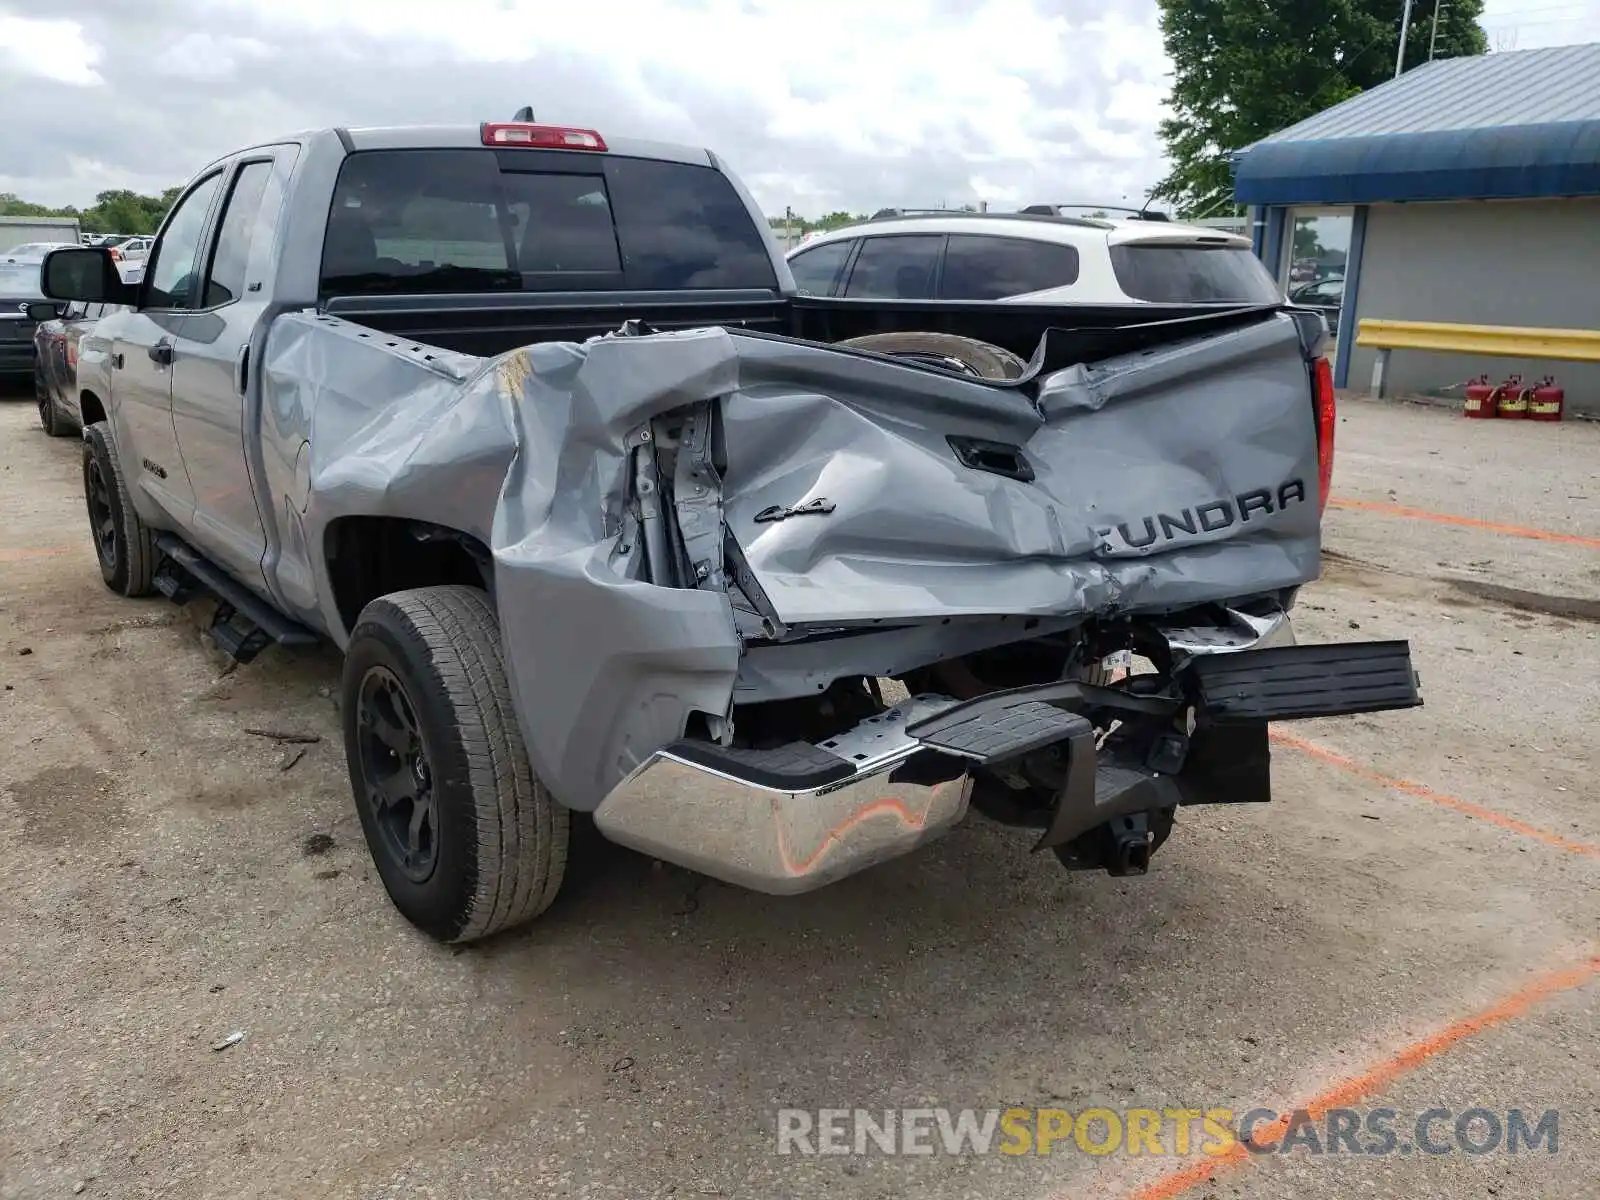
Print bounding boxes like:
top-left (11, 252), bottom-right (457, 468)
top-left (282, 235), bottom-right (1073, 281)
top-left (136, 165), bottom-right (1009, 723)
top-left (320, 148), bottom-right (778, 296)
top-left (941, 234), bottom-right (1080, 300)
top-left (788, 238), bottom-right (855, 296)
top-left (1109, 244), bottom-right (1281, 304)
top-left (842, 234), bottom-right (942, 299)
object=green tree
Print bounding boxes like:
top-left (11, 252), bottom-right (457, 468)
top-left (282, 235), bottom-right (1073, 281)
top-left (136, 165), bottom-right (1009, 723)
top-left (0, 187), bottom-right (181, 235)
top-left (0, 192), bottom-right (62, 218)
top-left (1154, 0), bottom-right (1488, 216)
top-left (767, 210), bottom-right (871, 234)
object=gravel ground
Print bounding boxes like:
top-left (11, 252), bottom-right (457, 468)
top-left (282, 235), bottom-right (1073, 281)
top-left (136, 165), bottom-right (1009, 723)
top-left (0, 388), bottom-right (1596, 1200)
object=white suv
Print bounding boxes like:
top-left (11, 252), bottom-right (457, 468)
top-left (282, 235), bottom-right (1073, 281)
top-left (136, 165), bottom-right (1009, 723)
top-left (785, 208), bottom-right (1283, 307)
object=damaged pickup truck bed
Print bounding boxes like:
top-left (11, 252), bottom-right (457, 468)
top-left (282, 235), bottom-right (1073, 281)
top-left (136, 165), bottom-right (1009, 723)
top-left (40, 119), bottom-right (1420, 943)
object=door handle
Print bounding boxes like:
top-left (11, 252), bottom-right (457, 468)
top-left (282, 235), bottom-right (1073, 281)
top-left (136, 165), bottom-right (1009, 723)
top-left (111, 352), bottom-right (124, 370)
top-left (148, 340), bottom-right (174, 366)
top-left (235, 344), bottom-right (250, 396)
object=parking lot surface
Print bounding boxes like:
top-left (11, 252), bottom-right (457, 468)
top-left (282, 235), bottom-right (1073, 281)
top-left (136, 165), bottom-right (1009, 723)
top-left (1, 389), bottom-right (1597, 1200)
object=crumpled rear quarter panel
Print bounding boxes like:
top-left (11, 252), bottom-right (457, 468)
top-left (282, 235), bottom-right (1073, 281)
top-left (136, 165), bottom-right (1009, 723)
top-left (261, 310), bottom-right (1321, 811)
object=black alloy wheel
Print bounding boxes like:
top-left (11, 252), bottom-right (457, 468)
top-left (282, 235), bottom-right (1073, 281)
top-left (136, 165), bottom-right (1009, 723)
top-left (354, 664), bottom-right (440, 884)
top-left (85, 453), bottom-right (118, 573)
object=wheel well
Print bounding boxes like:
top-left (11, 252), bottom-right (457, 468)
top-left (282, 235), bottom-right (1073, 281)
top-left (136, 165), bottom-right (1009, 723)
top-left (325, 517), bottom-right (493, 634)
top-left (79, 390), bottom-right (106, 427)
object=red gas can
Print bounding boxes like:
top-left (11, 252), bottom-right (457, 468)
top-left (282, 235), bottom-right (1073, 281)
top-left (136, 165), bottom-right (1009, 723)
top-left (1463, 374), bottom-right (1499, 419)
top-left (1496, 374), bottom-right (1529, 419)
top-left (1528, 376), bottom-right (1565, 422)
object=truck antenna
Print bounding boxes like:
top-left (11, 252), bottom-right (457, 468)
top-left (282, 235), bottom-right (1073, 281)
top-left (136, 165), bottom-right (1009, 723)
top-left (512, 106), bottom-right (536, 122)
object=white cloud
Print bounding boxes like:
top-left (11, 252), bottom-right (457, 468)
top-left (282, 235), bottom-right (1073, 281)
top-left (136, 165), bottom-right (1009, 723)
top-left (148, 33), bottom-right (275, 82)
top-left (0, 14), bottom-right (103, 87)
top-left (0, 0), bottom-right (1169, 215)
top-left (2, 0), bottom-right (1589, 215)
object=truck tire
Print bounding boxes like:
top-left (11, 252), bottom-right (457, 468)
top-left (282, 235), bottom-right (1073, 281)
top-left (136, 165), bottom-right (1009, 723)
top-left (341, 585), bottom-right (569, 943)
top-left (37, 370), bottom-right (68, 437)
top-left (837, 332), bottom-right (1028, 381)
top-left (82, 421), bottom-right (156, 597)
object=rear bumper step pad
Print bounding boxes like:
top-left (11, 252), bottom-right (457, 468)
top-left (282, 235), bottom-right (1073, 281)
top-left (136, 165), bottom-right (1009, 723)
top-left (1185, 640), bottom-right (1421, 723)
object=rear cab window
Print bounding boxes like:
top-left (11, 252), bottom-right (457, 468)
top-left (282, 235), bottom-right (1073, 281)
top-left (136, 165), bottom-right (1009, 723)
top-left (319, 148), bottom-right (779, 297)
top-left (1109, 241), bottom-right (1281, 304)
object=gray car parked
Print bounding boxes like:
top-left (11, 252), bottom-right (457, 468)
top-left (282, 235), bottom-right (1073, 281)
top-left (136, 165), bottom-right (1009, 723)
top-left (38, 118), bottom-right (1419, 945)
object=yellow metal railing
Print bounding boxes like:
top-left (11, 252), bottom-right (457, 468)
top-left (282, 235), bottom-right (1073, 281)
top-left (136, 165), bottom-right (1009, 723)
top-left (1356, 319), bottom-right (1600, 363)
top-left (1354, 319), bottom-right (1600, 397)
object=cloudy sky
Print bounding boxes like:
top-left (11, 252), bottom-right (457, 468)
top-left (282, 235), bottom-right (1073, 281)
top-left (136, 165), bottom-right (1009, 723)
top-left (2, 0), bottom-right (1597, 217)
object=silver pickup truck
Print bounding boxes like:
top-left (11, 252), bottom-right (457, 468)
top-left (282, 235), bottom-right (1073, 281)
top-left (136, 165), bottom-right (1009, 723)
top-left (37, 118), bottom-right (1420, 944)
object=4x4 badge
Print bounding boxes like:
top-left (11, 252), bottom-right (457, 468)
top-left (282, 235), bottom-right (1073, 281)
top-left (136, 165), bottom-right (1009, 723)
top-left (753, 497), bottom-right (836, 524)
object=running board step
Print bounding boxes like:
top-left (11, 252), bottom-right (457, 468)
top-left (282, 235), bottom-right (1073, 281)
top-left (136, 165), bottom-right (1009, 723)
top-left (153, 534), bottom-right (318, 664)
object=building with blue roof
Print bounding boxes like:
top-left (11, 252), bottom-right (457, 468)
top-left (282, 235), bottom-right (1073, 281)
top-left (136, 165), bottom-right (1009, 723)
top-left (1232, 42), bottom-right (1600, 409)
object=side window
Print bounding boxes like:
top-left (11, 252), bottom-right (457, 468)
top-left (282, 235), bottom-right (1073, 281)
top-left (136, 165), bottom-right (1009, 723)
top-left (202, 161), bottom-right (274, 307)
top-left (787, 239), bottom-right (854, 296)
top-left (65, 301), bottom-right (87, 319)
top-left (941, 235), bottom-right (1080, 300)
top-left (145, 173), bottom-right (224, 309)
top-left (842, 235), bottom-right (943, 299)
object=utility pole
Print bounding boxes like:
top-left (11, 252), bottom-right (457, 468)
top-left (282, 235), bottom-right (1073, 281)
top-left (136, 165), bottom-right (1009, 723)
top-left (1396, 0), bottom-right (1415, 78)
top-left (1429, 0), bottom-right (1445, 61)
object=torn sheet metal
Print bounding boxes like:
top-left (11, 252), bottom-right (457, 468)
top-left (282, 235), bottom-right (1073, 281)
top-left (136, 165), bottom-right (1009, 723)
top-left (258, 310), bottom-right (1321, 812)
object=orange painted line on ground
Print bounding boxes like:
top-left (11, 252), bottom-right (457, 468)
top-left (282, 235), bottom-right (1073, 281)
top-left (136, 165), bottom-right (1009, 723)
top-left (1270, 730), bottom-right (1600, 857)
top-left (0, 545), bottom-right (75, 564)
top-left (1126, 952), bottom-right (1600, 1200)
top-left (1328, 497), bottom-right (1600, 550)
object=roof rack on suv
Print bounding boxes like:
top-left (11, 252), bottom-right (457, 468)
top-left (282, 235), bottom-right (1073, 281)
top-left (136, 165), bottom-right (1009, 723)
top-left (1020, 203), bottom-right (1173, 222)
top-left (863, 208), bottom-right (1113, 230)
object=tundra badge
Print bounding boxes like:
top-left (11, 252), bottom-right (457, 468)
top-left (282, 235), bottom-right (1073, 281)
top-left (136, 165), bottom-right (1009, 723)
top-left (1096, 479), bottom-right (1308, 552)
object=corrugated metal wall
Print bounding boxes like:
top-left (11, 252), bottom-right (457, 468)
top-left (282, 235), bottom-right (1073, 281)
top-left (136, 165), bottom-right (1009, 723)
top-left (1348, 198), bottom-right (1600, 417)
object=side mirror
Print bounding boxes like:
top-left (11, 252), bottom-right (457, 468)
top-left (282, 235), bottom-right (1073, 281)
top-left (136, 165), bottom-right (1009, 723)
top-left (25, 301), bottom-right (65, 322)
top-left (41, 246), bottom-right (138, 306)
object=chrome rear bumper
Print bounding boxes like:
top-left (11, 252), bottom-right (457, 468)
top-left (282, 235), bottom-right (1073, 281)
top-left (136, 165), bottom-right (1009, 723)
top-left (594, 694), bottom-right (974, 894)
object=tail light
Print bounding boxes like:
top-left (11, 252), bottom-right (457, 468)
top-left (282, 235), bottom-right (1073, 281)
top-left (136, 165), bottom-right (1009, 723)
top-left (1312, 355), bottom-right (1336, 517)
top-left (108, 247), bottom-right (122, 261)
top-left (480, 122), bottom-right (607, 151)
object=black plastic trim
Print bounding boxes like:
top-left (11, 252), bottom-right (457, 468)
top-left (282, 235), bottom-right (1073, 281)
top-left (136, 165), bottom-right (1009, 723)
top-left (909, 696), bottom-right (1088, 763)
top-left (1186, 640), bottom-right (1422, 723)
top-left (947, 435), bottom-right (1035, 483)
top-left (905, 678), bottom-right (1181, 729)
top-left (664, 738), bottom-right (855, 791)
